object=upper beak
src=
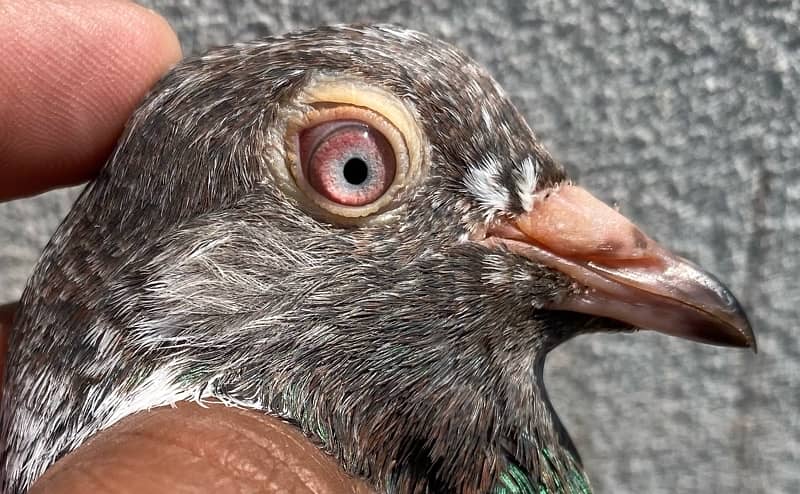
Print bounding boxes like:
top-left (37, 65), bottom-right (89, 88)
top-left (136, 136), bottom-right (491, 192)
top-left (481, 185), bottom-right (756, 350)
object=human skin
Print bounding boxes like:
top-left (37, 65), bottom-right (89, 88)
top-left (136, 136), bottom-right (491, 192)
top-left (0, 1), bottom-right (366, 491)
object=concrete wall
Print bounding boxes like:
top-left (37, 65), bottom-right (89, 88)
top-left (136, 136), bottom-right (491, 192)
top-left (1, 1), bottom-right (797, 492)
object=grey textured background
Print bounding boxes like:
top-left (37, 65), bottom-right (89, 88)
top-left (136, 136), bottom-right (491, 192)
top-left (1, 0), bottom-right (797, 492)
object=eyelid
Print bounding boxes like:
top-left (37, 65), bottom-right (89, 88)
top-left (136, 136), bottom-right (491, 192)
top-left (300, 108), bottom-right (406, 168)
top-left (299, 81), bottom-right (424, 168)
top-left (298, 120), bottom-right (360, 163)
top-left (301, 120), bottom-right (345, 148)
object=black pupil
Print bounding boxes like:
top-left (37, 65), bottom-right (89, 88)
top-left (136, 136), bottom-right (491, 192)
top-left (343, 158), bottom-right (369, 185)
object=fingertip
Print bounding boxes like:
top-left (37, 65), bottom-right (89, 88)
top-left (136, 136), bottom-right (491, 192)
top-left (0, 0), bottom-right (182, 201)
top-left (117, 1), bottom-right (183, 81)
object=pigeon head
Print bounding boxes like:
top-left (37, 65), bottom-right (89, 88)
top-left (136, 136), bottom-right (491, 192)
top-left (1, 25), bottom-right (755, 493)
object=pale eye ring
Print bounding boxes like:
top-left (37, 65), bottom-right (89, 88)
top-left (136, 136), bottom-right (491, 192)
top-left (299, 120), bottom-right (396, 207)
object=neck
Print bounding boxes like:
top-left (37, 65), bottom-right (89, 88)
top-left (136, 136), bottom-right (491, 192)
top-left (205, 351), bottom-right (592, 494)
top-left (493, 438), bottom-right (591, 494)
top-left (489, 358), bottom-right (592, 494)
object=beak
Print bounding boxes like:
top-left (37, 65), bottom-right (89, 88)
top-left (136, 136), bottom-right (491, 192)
top-left (482, 185), bottom-right (756, 350)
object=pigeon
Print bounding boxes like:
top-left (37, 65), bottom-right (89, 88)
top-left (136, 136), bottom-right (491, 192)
top-left (0, 24), bottom-right (755, 493)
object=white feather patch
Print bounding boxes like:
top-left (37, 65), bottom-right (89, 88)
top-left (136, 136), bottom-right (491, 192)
top-left (514, 156), bottom-right (539, 211)
top-left (98, 364), bottom-right (195, 432)
top-left (463, 156), bottom-right (510, 213)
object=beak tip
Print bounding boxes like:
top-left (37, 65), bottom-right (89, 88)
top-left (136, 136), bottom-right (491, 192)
top-left (724, 298), bottom-right (757, 353)
top-left (715, 318), bottom-right (757, 353)
top-left (690, 304), bottom-right (757, 352)
top-left (733, 330), bottom-right (757, 353)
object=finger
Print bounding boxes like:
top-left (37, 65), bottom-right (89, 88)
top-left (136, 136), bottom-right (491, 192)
top-left (0, 302), bottom-right (16, 398)
top-left (30, 403), bottom-right (374, 494)
top-left (0, 0), bottom-right (182, 201)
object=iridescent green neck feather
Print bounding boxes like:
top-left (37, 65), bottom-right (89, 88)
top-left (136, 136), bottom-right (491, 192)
top-left (494, 449), bottom-right (592, 494)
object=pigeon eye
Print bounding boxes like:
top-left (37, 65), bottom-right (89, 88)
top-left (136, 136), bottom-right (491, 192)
top-left (286, 81), bottom-right (425, 220)
top-left (298, 119), bottom-right (396, 207)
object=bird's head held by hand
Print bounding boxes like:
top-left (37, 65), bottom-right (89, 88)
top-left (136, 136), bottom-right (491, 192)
top-left (3, 24), bottom-right (755, 494)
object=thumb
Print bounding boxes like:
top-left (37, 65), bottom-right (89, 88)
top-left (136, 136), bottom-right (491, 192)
top-left (29, 402), bottom-right (375, 494)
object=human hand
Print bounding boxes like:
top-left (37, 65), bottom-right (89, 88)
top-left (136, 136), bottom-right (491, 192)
top-left (0, 2), bottom-right (369, 492)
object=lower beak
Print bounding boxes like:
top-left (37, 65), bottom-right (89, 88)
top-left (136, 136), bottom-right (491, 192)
top-left (481, 185), bottom-right (756, 350)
